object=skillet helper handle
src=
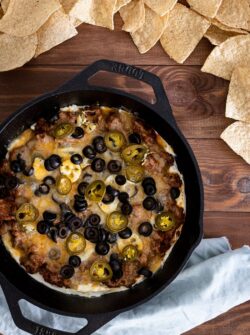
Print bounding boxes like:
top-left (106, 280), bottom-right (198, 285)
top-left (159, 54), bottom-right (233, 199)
top-left (0, 273), bottom-right (117, 335)
top-left (55, 59), bottom-right (178, 130)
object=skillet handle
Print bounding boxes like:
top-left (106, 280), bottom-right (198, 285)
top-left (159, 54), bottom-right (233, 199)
top-left (55, 59), bottom-right (178, 130)
top-left (0, 273), bottom-right (117, 335)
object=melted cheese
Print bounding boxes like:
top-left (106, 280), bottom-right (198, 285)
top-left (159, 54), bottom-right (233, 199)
top-left (31, 195), bottom-right (59, 218)
top-left (2, 232), bottom-right (128, 297)
top-left (33, 157), bottom-right (51, 181)
top-left (3, 105), bottom-right (186, 296)
top-left (156, 134), bottom-right (175, 155)
top-left (169, 163), bottom-right (186, 212)
top-left (60, 159), bottom-right (82, 183)
top-left (98, 197), bottom-right (119, 214)
top-left (8, 129), bottom-right (34, 151)
top-left (33, 137), bottom-right (56, 158)
top-left (31, 272), bottom-right (128, 297)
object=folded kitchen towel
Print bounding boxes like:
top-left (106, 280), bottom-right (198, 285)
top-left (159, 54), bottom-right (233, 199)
top-left (0, 237), bottom-right (250, 335)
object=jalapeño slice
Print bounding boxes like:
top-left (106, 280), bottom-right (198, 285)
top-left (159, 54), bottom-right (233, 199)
top-left (56, 175), bottom-right (72, 195)
top-left (85, 180), bottom-right (106, 202)
top-left (104, 131), bottom-right (126, 152)
top-left (121, 145), bottom-right (147, 164)
top-left (155, 212), bottom-right (176, 231)
top-left (122, 245), bottom-right (138, 261)
top-left (106, 211), bottom-right (128, 233)
top-left (66, 232), bottom-right (86, 255)
top-left (90, 260), bottom-right (113, 282)
top-left (53, 123), bottom-right (74, 139)
top-left (125, 165), bottom-right (145, 183)
top-left (16, 203), bottom-right (39, 223)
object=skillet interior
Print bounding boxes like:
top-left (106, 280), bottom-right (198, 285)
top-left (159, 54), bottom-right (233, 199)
top-left (0, 89), bottom-right (203, 316)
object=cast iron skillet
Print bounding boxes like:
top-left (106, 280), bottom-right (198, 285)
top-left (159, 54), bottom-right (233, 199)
top-left (0, 60), bottom-right (203, 335)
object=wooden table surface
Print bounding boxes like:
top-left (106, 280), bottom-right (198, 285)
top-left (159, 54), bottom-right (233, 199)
top-left (0, 12), bottom-right (249, 335)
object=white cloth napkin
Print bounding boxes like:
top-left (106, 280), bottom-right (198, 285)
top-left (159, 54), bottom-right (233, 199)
top-left (0, 237), bottom-right (250, 335)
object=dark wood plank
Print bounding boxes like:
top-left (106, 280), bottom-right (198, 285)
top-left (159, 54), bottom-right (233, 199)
top-left (204, 212), bottom-right (250, 249)
top-left (27, 15), bottom-right (213, 67)
top-left (90, 66), bottom-right (231, 139)
top-left (0, 65), bottom-right (230, 139)
top-left (189, 139), bottom-right (250, 212)
top-left (185, 301), bottom-right (250, 335)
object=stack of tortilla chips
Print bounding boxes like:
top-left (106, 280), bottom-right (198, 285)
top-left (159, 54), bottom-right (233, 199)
top-left (0, 0), bottom-right (249, 163)
top-left (220, 66), bottom-right (250, 164)
top-left (0, 0), bottom-right (136, 72)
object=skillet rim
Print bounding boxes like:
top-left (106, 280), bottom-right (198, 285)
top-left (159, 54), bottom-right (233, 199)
top-left (0, 61), bottom-right (203, 322)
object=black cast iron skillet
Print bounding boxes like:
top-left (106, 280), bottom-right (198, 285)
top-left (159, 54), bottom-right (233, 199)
top-left (0, 60), bottom-right (203, 335)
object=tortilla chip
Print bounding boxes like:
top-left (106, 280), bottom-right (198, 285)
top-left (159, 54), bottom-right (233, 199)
top-left (144, 0), bottom-right (177, 16)
top-left (205, 25), bottom-right (245, 45)
top-left (225, 67), bottom-right (250, 122)
top-left (211, 18), bottom-right (249, 34)
top-left (186, 0), bottom-right (222, 18)
top-left (35, 9), bottom-right (77, 57)
top-left (201, 35), bottom-right (250, 80)
top-left (115, 0), bottom-right (131, 12)
top-left (0, 0), bottom-right (61, 37)
top-left (160, 4), bottom-right (210, 64)
top-left (131, 6), bottom-right (168, 54)
top-left (221, 121), bottom-right (250, 164)
top-left (59, 1), bottom-right (82, 27)
top-left (0, 33), bottom-right (37, 72)
top-left (120, 0), bottom-right (145, 33)
top-left (59, 0), bottom-right (78, 14)
top-left (59, 0), bottom-right (77, 14)
top-left (69, 0), bottom-right (117, 30)
top-left (1, 0), bottom-right (9, 13)
top-left (216, 0), bottom-right (250, 31)
top-left (71, 18), bottom-right (82, 27)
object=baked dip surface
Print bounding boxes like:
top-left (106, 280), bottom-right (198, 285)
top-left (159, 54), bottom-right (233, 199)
top-left (0, 105), bottom-right (185, 296)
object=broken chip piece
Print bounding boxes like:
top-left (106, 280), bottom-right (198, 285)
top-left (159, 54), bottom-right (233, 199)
top-left (226, 67), bottom-right (250, 122)
top-left (221, 121), bottom-right (250, 164)
top-left (120, 0), bottom-right (145, 33)
top-left (131, 5), bottom-right (168, 54)
top-left (0, 0), bottom-right (61, 37)
top-left (35, 9), bottom-right (78, 57)
top-left (160, 4), bottom-right (210, 64)
top-left (201, 35), bottom-right (250, 80)
top-left (0, 33), bottom-right (37, 72)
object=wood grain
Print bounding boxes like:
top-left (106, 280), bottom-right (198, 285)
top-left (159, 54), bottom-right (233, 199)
top-left (204, 212), bottom-right (250, 249)
top-left (0, 65), bottom-right (230, 139)
top-left (189, 139), bottom-right (250, 212)
top-left (28, 16), bottom-right (213, 67)
top-left (0, 11), bottom-right (249, 334)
